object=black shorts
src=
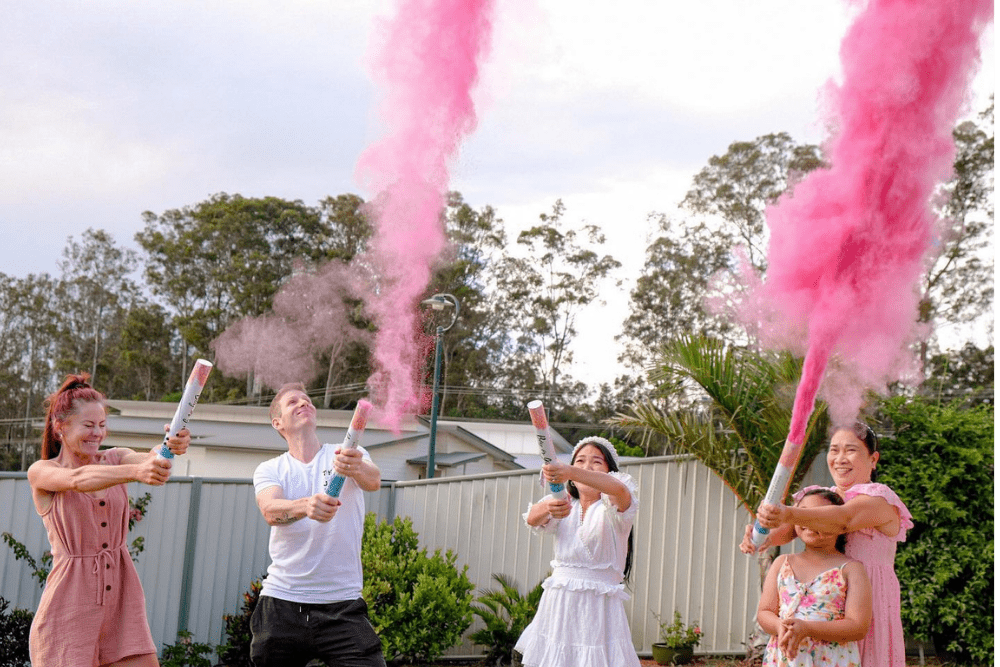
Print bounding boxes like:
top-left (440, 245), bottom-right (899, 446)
top-left (250, 595), bottom-right (386, 667)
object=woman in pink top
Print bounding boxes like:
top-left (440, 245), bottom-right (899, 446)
top-left (26, 374), bottom-right (191, 667)
top-left (742, 422), bottom-right (913, 667)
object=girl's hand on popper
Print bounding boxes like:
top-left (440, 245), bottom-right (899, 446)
top-left (542, 460), bottom-right (569, 486)
top-left (757, 502), bottom-right (790, 528)
top-left (137, 455), bottom-right (172, 486)
top-left (544, 496), bottom-right (571, 520)
top-left (162, 426), bottom-right (191, 456)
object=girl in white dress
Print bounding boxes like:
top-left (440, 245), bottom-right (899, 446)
top-left (514, 437), bottom-right (640, 667)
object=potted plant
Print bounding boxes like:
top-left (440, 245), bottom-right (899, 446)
top-left (651, 610), bottom-right (702, 665)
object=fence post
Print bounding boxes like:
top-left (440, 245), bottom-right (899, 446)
top-left (176, 478), bottom-right (202, 633)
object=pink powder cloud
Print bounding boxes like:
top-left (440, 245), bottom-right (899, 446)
top-left (750, 0), bottom-right (992, 440)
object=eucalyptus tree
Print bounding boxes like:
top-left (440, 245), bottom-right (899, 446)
top-left (920, 99), bottom-right (994, 364)
top-left (422, 192), bottom-right (513, 417)
top-left (680, 132), bottom-right (825, 272)
top-left (116, 302), bottom-right (175, 401)
top-left (0, 273), bottom-right (60, 468)
top-left (136, 193), bottom-right (336, 381)
top-left (495, 200), bottom-right (621, 415)
top-left (54, 228), bottom-right (139, 387)
top-left (617, 215), bottom-right (735, 374)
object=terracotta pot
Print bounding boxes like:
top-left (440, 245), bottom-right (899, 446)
top-left (651, 643), bottom-right (695, 665)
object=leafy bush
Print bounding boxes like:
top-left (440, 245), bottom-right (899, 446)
top-left (216, 577), bottom-right (264, 667)
top-left (470, 573), bottom-right (544, 667)
top-left (878, 396), bottom-right (993, 664)
top-left (0, 533), bottom-right (51, 587)
top-left (160, 630), bottom-right (214, 667)
top-left (0, 596), bottom-right (33, 667)
top-left (362, 513), bottom-right (474, 664)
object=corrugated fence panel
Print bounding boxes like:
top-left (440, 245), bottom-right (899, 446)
top-left (129, 479), bottom-right (193, 651)
top-left (2, 454), bottom-right (831, 657)
top-left (0, 472), bottom-right (48, 612)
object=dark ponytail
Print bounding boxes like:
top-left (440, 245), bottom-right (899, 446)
top-left (850, 421), bottom-right (879, 482)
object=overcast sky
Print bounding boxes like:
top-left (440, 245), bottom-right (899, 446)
top-left (0, 0), bottom-right (993, 388)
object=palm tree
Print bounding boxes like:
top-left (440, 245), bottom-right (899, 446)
top-left (609, 334), bottom-right (830, 659)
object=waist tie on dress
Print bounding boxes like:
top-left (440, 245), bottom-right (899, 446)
top-left (550, 565), bottom-right (623, 587)
top-left (67, 544), bottom-right (126, 606)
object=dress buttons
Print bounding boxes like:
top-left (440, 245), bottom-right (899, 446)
top-left (106, 585), bottom-right (112, 591)
top-left (101, 522), bottom-right (107, 527)
top-left (102, 543), bottom-right (108, 549)
top-left (99, 501), bottom-right (106, 506)
top-left (106, 564), bottom-right (111, 569)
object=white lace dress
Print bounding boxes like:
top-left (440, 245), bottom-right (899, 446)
top-left (514, 471), bottom-right (640, 667)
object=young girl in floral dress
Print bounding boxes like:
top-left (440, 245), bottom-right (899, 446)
top-left (757, 489), bottom-right (872, 667)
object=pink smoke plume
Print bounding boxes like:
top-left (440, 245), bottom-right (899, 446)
top-left (213, 261), bottom-right (372, 393)
top-left (752, 0), bottom-right (993, 439)
top-left (355, 0), bottom-right (496, 429)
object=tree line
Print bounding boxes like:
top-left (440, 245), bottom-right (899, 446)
top-left (0, 101), bottom-right (993, 469)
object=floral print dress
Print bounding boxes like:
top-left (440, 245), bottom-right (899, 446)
top-left (795, 483), bottom-right (913, 667)
top-left (763, 556), bottom-right (861, 667)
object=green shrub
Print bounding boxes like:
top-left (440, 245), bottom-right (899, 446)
top-left (470, 573), bottom-right (544, 666)
top-left (216, 577), bottom-right (264, 667)
top-left (878, 396), bottom-right (993, 664)
top-left (362, 513), bottom-right (474, 664)
top-left (0, 596), bottom-right (32, 667)
top-left (160, 630), bottom-right (213, 667)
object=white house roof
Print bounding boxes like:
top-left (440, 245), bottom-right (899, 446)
top-left (104, 401), bottom-right (568, 468)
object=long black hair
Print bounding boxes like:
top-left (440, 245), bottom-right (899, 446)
top-left (798, 488), bottom-right (848, 554)
top-left (848, 421), bottom-right (879, 482)
top-left (567, 439), bottom-right (635, 582)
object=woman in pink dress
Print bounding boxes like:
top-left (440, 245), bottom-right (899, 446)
top-left (742, 422), bottom-right (913, 667)
top-left (26, 374), bottom-right (190, 667)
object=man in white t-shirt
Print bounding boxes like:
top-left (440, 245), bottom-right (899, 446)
top-left (250, 383), bottom-right (386, 667)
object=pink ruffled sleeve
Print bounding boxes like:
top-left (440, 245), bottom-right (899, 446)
top-left (843, 483), bottom-right (914, 541)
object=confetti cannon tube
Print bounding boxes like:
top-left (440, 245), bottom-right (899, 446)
top-left (750, 438), bottom-right (806, 547)
top-left (325, 399), bottom-right (374, 497)
top-left (156, 359), bottom-right (213, 460)
top-left (526, 400), bottom-right (567, 500)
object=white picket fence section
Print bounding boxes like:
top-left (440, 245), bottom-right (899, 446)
top-left (0, 456), bottom-right (831, 658)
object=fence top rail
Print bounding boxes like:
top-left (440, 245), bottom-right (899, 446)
top-left (391, 452), bottom-right (697, 487)
top-left (1, 453), bottom-right (698, 486)
top-left (0, 471), bottom-right (254, 485)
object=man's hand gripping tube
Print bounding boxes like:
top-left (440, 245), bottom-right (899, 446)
top-left (325, 400), bottom-right (373, 498)
top-left (751, 437), bottom-right (803, 547)
top-left (156, 359), bottom-right (213, 460)
top-left (527, 400), bottom-right (567, 500)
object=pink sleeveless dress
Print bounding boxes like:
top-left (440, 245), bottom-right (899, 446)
top-left (795, 483), bottom-right (913, 667)
top-left (29, 448), bottom-right (157, 666)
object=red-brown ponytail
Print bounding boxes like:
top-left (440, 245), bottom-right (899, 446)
top-left (41, 374), bottom-right (107, 460)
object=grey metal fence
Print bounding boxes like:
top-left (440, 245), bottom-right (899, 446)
top-left (1, 456), bottom-right (832, 657)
